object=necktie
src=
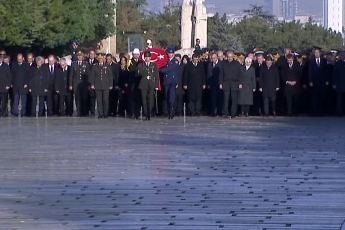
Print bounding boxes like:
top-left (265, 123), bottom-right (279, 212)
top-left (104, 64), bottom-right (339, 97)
top-left (317, 59), bottom-right (320, 66)
top-left (213, 63), bottom-right (216, 68)
top-left (78, 61), bottom-right (81, 66)
top-left (50, 66), bottom-right (53, 73)
top-left (289, 64), bottom-right (292, 69)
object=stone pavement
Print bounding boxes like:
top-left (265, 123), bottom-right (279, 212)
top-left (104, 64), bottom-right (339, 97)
top-left (0, 116), bottom-right (344, 230)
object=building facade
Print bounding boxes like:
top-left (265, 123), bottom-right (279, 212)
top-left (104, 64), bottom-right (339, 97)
top-left (323, 0), bottom-right (343, 33)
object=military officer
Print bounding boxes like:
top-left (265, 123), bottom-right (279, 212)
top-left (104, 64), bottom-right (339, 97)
top-left (90, 54), bottom-right (113, 118)
top-left (69, 51), bottom-right (90, 116)
top-left (137, 51), bottom-right (159, 120)
top-left (160, 47), bottom-right (179, 119)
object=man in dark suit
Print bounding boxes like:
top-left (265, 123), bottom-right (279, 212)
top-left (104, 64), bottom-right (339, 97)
top-left (90, 54), bottom-right (113, 119)
top-left (25, 53), bottom-right (36, 116)
top-left (128, 48), bottom-right (141, 119)
top-left (55, 58), bottom-right (72, 116)
top-left (308, 46), bottom-right (327, 116)
top-left (46, 55), bottom-right (58, 116)
top-left (69, 51), bottom-right (90, 116)
top-left (106, 53), bottom-right (120, 117)
top-left (0, 55), bottom-right (11, 117)
top-left (220, 50), bottom-right (242, 118)
top-left (183, 54), bottom-right (206, 116)
top-left (332, 50), bottom-right (345, 116)
top-left (259, 56), bottom-right (280, 116)
top-left (207, 52), bottom-right (222, 116)
top-left (11, 53), bottom-right (29, 117)
top-left (87, 49), bottom-right (98, 116)
top-left (137, 51), bottom-right (159, 120)
top-left (281, 54), bottom-right (302, 116)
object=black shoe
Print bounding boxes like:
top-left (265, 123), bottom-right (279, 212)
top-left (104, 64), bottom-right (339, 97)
top-left (231, 115), bottom-right (236, 119)
top-left (104, 115), bottom-right (108, 119)
top-left (98, 115), bottom-right (104, 119)
top-left (245, 113), bottom-right (249, 117)
top-left (145, 116), bottom-right (150, 120)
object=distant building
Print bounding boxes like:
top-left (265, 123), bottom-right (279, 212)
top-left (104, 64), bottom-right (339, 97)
top-left (264, 0), bottom-right (297, 20)
top-left (323, 0), bottom-right (343, 33)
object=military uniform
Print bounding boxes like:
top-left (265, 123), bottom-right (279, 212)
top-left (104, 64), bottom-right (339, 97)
top-left (90, 62), bottom-right (113, 118)
top-left (69, 59), bottom-right (90, 116)
top-left (161, 49), bottom-right (179, 118)
top-left (138, 60), bottom-right (159, 119)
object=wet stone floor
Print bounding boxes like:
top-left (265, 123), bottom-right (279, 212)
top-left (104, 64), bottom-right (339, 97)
top-left (0, 116), bottom-right (344, 230)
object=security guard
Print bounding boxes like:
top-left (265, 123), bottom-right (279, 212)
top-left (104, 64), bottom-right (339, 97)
top-left (69, 51), bottom-right (90, 116)
top-left (90, 54), bottom-right (113, 118)
top-left (160, 47), bottom-right (179, 119)
top-left (137, 51), bottom-right (159, 120)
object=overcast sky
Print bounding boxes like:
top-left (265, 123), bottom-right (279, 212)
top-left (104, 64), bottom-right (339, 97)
top-left (145, 0), bottom-right (323, 16)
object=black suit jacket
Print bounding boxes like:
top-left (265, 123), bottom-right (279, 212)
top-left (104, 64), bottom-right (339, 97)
top-left (11, 62), bottom-right (29, 94)
top-left (46, 63), bottom-right (58, 90)
top-left (207, 61), bottom-right (222, 87)
top-left (308, 57), bottom-right (327, 91)
top-left (220, 59), bottom-right (242, 91)
top-left (0, 63), bottom-right (11, 93)
top-left (55, 66), bottom-right (71, 95)
top-left (281, 62), bottom-right (302, 96)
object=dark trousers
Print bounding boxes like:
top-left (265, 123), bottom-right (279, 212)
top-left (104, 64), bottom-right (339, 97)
top-left (75, 83), bottom-right (89, 116)
top-left (336, 92), bottom-right (345, 115)
top-left (176, 94), bottom-right (185, 115)
top-left (31, 95), bottom-right (45, 116)
top-left (263, 97), bottom-right (276, 115)
top-left (141, 86), bottom-right (155, 116)
top-left (26, 93), bottom-right (32, 116)
top-left (96, 90), bottom-right (110, 116)
top-left (46, 89), bottom-right (55, 116)
top-left (108, 88), bottom-right (118, 116)
top-left (57, 93), bottom-right (72, 116)
top-left (223, 90), bottom-right (238, 116)
top-left (0, 93), bottom-right (7, 116)
top-left (13, 93), bottom-right (27, 116)
top-left (241, 105), bottom-right (250, 114)
top-left (253, 90), bottom-right (263, 116)
top-left (89, 89), bottom-right (96, 115)
top-left (210, 87), bottom-right (222, 115)
top-left (130, 89), bottom-right (141, 118)
top-left (311, 90), bottom-right (325, 116)
top-left (165, 84), bottom-right (176, 115)
top-left (286, 94), bottom-right (299, 115)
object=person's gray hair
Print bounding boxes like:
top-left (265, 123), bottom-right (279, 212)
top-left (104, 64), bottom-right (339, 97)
top-left (245, 57), bottom-right (252, 63)
top-left (35, 56), bottom-right (44, 62)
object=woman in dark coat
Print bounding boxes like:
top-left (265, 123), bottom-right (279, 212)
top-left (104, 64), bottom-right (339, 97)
top-left (259, 56), bottom-right (280, 116)
top-left (238, 57), bottom-right (256, 117)
top-left (118, 56), bottom-right (130, 116)
top-left (175, 55), bottom-right (189, 116)
top-left (29, 56), bottom-right (49, 117)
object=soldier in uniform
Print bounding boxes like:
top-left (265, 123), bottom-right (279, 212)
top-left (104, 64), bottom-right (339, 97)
top-left (137, 51), bottom-right (159, 120)
top-left (29, 56), bottom-right (49, 117)
top-left (69, 51), bottom-right (90, 116)
top-left (90, 54), bottom-right (113, 118)
top-left (160, 47), bottom-right (179, 119)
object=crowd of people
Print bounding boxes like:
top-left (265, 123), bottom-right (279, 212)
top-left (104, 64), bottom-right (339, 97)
top-left (0, 41), bottom-right (345, 120)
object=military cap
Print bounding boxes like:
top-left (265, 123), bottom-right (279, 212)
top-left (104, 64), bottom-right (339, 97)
top-left (265, 55), bottom-right (273, 61)
top-left (144, 50), bottom-right (151, 57)
top-left (166, 47), bottom-right (175, 53)
top-left (77, 50), bottom-right (83, 56)
top-left (72, 40), bottom-right (79, 45)
top-left (96, 54), bottom-right (104, 60)
top-left (255, 50), bottom-right (264, 56)
top-left (238, 53), bottom-right (245, 59)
